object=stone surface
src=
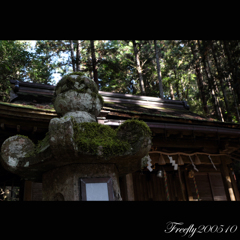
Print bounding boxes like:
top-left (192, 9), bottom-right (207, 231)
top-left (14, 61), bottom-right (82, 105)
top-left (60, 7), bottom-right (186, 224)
top-left (0, 73), bottom-right (152, 200)
top-left (42, 163), bottom-right (121, 201)
top-left (1, 136), bottom-right (35, 174)
top-left (53, 74), bottom-right (102, 123)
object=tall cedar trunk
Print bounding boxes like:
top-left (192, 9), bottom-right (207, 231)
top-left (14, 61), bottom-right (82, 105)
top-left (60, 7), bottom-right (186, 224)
top-left (76, 40), bottom-right (81, 72)
top-left (189, 40), bottom-right (208, 114)
top-left (132, 40), bottom-right (146, 95)
top-left (229, 41), bottom-right (240, 102)
top-left (210, 40), bottom-right (231, 122)
top-left (154, 40), bottom-right (163, 98)
top-left (207, 55), bottom-right (225, 122)
top-left (223, 40), bottom-right (240, 122)
top-left (226, 76), bottom-right (240, 122)
top-left (90, 40), bottom-right (99, 89)
top-left (69, 40), bottom-right (76, 72)
top-left (173, 66), bottom-right (181, 100)
top-left (170, 83), bottom-right (175, 100)
top-left (199, 40), bottom-right (223, 121)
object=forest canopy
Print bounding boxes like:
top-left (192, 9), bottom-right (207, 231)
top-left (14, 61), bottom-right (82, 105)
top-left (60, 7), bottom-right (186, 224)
top-left (1, 40), bottom-right (240, 123)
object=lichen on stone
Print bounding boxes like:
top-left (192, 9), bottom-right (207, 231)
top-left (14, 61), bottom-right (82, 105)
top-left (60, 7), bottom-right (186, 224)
top-left (53, 72), bottom-right (104, 112)
top-left (55, 72), bottom-right (97, 96)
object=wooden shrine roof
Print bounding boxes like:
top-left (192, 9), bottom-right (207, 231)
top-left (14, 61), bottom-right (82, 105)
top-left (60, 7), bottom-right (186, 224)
top-left (0, 79), bottom-right (239, 160)
top-left (8, 79), bottom-right (240, 127)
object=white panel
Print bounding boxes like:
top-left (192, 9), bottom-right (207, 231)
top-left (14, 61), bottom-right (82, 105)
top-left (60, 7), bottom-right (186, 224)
top-left (85, 183), bottom-right (109, 201)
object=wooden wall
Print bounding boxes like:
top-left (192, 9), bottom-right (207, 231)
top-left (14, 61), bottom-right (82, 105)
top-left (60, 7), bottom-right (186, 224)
top-left (24, 181), bottom-right (42, 201)
top-left (120, 167), bottom-right (187, 201)
top-left (120, 163), bottom-right (239, 201)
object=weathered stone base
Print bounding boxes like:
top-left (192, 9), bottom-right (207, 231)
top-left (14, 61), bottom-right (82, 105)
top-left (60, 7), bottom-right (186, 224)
top-left (42, 163), bottom-right (122, 201)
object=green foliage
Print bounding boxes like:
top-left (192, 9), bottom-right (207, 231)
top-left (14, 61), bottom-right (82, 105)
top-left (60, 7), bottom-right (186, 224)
top-left (0, 40), bottom-right (56, 102)
top-left (2, 39), bottom-right (240, 123)
top-left (0, 40), bottom-right (31, 101)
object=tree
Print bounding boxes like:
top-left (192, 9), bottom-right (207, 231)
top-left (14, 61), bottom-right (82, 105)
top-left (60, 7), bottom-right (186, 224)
top-left (0, 40), bottom-right (32, 101)
top-left (210, 40), bottom-right (232, 122)
top-left (154, 40), bottom-right (163, 98)
top-left (189, 40), bottom-right (208, 114)
top-left (8, 39), bottom-right (239, 123)
top-left (69, 40), bottom-right (76, 72)
top-left (90, 40), bottom-right (99, 89)
top-left (132, 40), bottom-right (146, 95)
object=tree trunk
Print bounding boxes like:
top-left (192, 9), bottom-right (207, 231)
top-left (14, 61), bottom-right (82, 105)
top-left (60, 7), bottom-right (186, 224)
top-left (189, 40), bottom-right (208, 114)
top-left (132, 40), bottom-right (145, 95)
top-left (223, 40), bottom-right (240, 122)
top-left (90, 40), bottom-right (99, 89)
top-left (154, 40), bottom-right (163, 98)
top-left (226, 76), bottom-right (240, 122)
top-left (69, 40), bottom-right (76, 72)
top-left (76, 40), bottom-right (81, 72)
top-left (170, 83), bottom-right (175, 100)
top-left (199, 40), bottom-right (223, 121)
top-left (207, 55), bottom-right (225, 122)
top-left (173, 66), bottom-right (181, 100)
top-left (228, 41), bottom-right (240, 102)
top-left (210, 40), bottom-right (231, 121)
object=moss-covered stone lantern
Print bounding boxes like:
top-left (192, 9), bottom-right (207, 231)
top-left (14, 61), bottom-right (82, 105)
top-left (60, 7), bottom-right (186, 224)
top-left (0, 73), bottom-right (152, 201)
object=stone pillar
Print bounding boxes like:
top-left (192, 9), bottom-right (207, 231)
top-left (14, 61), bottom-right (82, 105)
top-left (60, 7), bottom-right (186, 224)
top-left (42, 163), bottom-right (122, 201)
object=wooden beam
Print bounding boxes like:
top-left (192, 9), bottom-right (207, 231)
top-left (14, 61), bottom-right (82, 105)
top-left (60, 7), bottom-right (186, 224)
top-left (220, 156), bottom-right (236, 201)
top-left (24, 181), bottom-right (32, 201)
top-left (158, 154), bottom-right (166, 165)
top-left (149, 152), bottom-right (222, 165)
top-left (32, 126), bottom-right (37, 134)
top-left (194, 155), bottom-right (201, 165)
top-left (125, 173), bottom-right (135, 201)
top-left (152, 138), bottom-right (220, 150)
top-left (17, 125), bottom-right (20, 133)
top-left (229, 167), bottom-right (240, 201)
top-left (184, 169), bottom-right (193, 201)
top-left (177, 154), bottom-right (184, 165)
top-left (97, 117), bottom-right (106, 125)
top-left (178, 166), bottom-right (186, 201)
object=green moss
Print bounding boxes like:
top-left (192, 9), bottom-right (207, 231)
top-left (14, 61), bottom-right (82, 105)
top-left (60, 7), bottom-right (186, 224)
top-left (117, 119), bottom-right (152, 136)
top-left (104, 101), bottom-right (115, 105)
top-left (71, 118), bottom-right (152, 159)
top-left (0, 101), bottom-right (56, 112)
top-left (72, 120), bottom-right (131, 159)
top-left (97, 93), bottom-right (104, 106)
top-left (16, 134), bottom-right (29, 139)
top-left (116, 119), bottom-right (152, 145)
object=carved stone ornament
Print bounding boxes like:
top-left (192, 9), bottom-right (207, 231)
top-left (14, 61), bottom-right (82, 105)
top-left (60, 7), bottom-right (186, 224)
top-left (0, 73), bottom-right (152, 200)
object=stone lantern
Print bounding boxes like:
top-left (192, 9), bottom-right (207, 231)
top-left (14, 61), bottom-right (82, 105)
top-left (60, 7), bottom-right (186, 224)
top-left (0, 73), bottom-right (152, 201)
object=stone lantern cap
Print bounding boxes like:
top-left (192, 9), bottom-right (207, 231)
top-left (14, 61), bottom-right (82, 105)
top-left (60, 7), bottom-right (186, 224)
top-left (0, 73), bottom-right (152, 181)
